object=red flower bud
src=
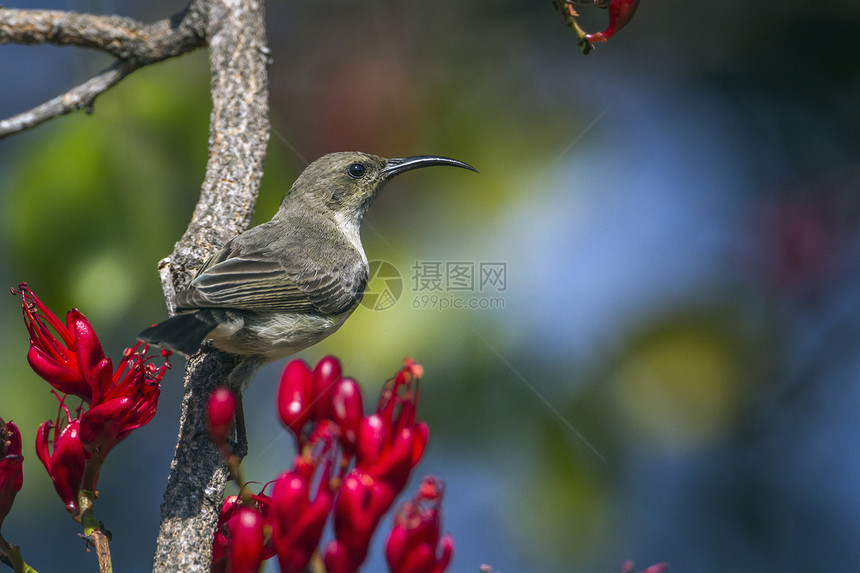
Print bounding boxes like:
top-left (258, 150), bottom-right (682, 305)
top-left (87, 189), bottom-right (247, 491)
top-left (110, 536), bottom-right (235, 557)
top-left (207, 388), bottom-right (237, 446)
top-left (585, 0), bottom-right (641, 43)
top-left (312, 355), bottom-right (342, 420)
top-left (228, 506), bottom-right (266, 573)
top-left (35, 417), bottom-right (87, 513)
top-left (0, 418), bottom-right (24, 528)
top-left (331, 377), bottom-right (364, 453)
top-left (277, 359), bottom-right (314, 438)
top-left (323, 540), bottom-right (355, 573)
top-left (357, 414), bottom-right (386, 465)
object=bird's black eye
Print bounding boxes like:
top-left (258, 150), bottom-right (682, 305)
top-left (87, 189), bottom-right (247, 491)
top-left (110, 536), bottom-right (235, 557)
top-left (347, 163), bottom-right (366, 179)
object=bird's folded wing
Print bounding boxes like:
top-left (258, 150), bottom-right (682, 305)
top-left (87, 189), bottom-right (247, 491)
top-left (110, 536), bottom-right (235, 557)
top-left (176, 255), bottom-right (365, 315)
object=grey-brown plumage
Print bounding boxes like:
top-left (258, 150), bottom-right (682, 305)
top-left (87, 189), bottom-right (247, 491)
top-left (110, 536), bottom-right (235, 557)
top-left (139, 151), bottom-right (476, 362)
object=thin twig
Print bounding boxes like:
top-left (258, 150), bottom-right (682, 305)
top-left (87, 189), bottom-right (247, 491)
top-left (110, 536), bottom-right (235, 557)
top-left (0, 532), bottom-right (37, 573)
top-left (0, 3), bottom-right (207, 138)
top-left (0, 61), bottom-right (136, 139)
top-left (552, 0), bottom-right (595, 54)
top-left (92, 531), bottom-right (112, 573)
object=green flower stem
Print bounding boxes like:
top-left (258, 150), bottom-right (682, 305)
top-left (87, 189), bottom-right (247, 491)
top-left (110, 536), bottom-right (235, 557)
top-left (0, 532), bottom-right (39, 573)
top-left (77, 455), bottom-right (103, 534)
top-left (308, 553), bottom-right (325, 573)
top-left (552, 0), bottom-right (596, 54)
top-left (78, 488), bottom-right (100, 533)
top-left (77, 488), bottom-right (112, 573)
top-left (75, 456), bottom-right (113, 573)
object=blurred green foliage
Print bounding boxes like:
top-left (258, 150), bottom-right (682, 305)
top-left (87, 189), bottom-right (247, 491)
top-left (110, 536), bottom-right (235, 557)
top-left (1, 53), bottom-right (209, 322)
top-left (610, 310), bottom-right (750, 451)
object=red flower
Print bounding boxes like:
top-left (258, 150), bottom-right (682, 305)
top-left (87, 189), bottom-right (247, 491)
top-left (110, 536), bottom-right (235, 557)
top-left (385, 477), bottom-right (453, 573)
top-left (35, 409), bottom-right (87, 513)
top-left (277, 359), bottom-right (315, 439)
top-left (207, 388), bottom-right (238, 447)
top-left (270, 430), bottom-right (338, 573)
top-left (17, 283), bottom-right (105, 402)
top-left (0, 418), bottom-right (24, 528)
top-left (277, 356), bottom-right (351, 446)
top-left (78, 342), bottom-right (168, 457)
top-left (585, 0), bottom-right (641, 43)
top-left (325, 468), bottom-right (399, 573)
top-left (228, 506), bottom-right (266, 573)
top-left (311, 356), bottom-right (342, 420)
top-left (331, 377), bottom-right (364, 454)
top-left (212, 494), bottom-right (275, 573)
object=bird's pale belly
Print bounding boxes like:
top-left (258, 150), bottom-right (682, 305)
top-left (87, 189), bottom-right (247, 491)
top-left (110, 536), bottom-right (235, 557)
top-left (208, 309), bottom-right (353, 362)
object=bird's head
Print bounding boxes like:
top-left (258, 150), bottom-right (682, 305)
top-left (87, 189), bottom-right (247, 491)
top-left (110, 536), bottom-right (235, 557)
top-left (281, 151), bottom-right (477, 223)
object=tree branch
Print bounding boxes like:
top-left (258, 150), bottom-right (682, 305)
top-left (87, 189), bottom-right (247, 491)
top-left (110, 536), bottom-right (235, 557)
top-left (0, 60), bottom-right (135, 138)
top-left (0, 6), bottom-right (207, 62)
top-left (152, 0), bottom-right (270, 569)
top-left (0, 3), bottom-right (208, 138)
top-left (3, 0), bottom-right (270, 568)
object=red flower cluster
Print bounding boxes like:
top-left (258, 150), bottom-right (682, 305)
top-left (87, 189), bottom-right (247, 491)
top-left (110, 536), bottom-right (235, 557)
top-left (208, 357), bottom-right (450, 573)
top-left (325, 360), bottom-right (428, 573)
top-left (0, 418), bottom-right (24, 529)
top-left (385, 476), bottom-right (453, 573)
top-left (17, 284), bottom-right (170, 513)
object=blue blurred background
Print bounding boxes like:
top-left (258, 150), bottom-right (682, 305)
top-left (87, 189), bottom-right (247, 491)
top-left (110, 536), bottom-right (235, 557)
top-left (2, 0), bottom-right (860, 571)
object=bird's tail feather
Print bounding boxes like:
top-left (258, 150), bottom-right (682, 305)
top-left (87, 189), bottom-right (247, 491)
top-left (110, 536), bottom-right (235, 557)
top-left (138, 311), bottom-right (218, 357)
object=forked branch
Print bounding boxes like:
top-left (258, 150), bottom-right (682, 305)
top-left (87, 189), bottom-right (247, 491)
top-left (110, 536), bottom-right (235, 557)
top-left (0, 3), bottom-right (208, 138)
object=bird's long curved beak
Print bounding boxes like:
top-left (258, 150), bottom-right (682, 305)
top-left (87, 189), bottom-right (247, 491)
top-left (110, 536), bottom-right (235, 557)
top-left (383, 155), bottom-right (478, 178)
